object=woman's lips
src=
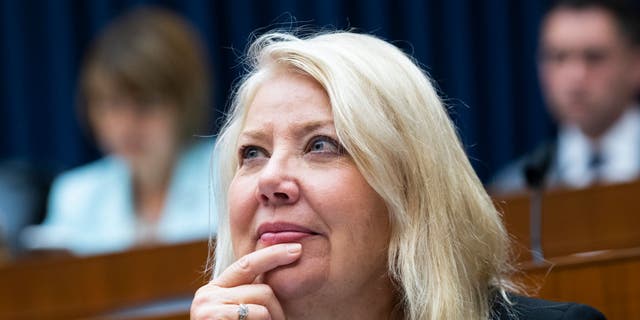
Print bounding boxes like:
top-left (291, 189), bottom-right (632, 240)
top-left (259, 231), bottom-right (316, 246)
top-left (256, 222), bottom-right (320, 246)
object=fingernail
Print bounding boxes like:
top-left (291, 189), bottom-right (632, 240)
top-left (287, 243), bottom-right (302, 254)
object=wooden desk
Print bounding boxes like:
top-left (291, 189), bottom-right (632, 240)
top-left (0, 240), bottom-right (210, 320)
top-left (94, 249), bottom-right (640, 320)
top-left (495, 181), bottom-right (640, 319)
top-left (495, 180), bottom-right (640, 261)
top-left (518, 247), bottom-right (640, 319)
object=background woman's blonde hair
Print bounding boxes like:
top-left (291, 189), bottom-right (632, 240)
top-left (211, 30), bottom-right (515, 320)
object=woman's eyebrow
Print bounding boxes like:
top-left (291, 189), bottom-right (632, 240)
top-left (239, 119), bottom-right (335, 141)
top-left (291, 119), bottom-right (335, 136)
top-left (238, 129), bottom-right (268, 142)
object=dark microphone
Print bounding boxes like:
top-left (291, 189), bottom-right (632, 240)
top-left (523, 142), bottom-right (555, 190)
top-left (522, 142), bottom-right (555, 263)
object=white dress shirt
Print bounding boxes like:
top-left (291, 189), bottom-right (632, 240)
top-left (556, 106), bottom-right (640, 188)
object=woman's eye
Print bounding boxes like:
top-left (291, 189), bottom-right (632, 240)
top-left (240, 146), bottom-right (267, 160)
top-left (306, 136), bottom-right (342, 154)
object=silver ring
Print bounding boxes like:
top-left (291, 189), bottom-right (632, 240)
top-left (238, 303), bottom-right (249, 320)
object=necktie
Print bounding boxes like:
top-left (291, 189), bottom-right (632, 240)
top-left (588, 149), bottom-right (604, 182)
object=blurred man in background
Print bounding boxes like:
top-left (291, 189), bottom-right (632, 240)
top-left (491, 0), bottom-right (640, 193)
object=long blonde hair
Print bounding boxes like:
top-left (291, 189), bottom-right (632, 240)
top-left (210, 31), bottom-right (514, 320)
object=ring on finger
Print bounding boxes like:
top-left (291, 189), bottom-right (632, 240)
top-left (238, 303), bottom-right (249, 320)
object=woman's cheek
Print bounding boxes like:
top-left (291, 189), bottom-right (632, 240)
top-left (228, 176), bottom-right (257, 255)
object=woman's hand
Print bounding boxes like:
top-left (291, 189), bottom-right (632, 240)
top-left (191, 243), bottom-right (302, 320)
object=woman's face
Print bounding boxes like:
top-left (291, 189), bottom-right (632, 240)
top-left (228, 70), bottom-right (392, 311)
top-left (88, 87), bottom-right (179, 170)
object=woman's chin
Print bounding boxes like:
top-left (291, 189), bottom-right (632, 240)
top-left (263, 257), bottom-right (327, 300)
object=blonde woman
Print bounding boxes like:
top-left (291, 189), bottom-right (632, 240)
top-left (191, 31), bottom-right (605, 320)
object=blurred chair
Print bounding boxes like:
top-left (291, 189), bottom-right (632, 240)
top-left (0, 160), bottom-right (52, 258)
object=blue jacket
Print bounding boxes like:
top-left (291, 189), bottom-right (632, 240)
top-left (39, 140), bottom-right (216, 255)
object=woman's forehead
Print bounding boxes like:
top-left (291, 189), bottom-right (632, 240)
top-left (241, 72), bottom-right (332, 129)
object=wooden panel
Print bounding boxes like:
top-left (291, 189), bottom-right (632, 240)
top-left (100, 248), bottom-right (640, 320)
top-left (517, 247), bottom-right (640, 319)
top-left (540, 182), bottom-right (640, 257)
top-left (0, 240), bottom-right (210, 320)
top-left (91, 309), bottom-right (190, 320)
top-left (495, 196), bottom-right (532, 261)
top-left (129, 314), bottom-right (189, 320)
top-left (496, 182), bottom-right (640, 318)
top-left (494, 180), bottom-right (640, 260)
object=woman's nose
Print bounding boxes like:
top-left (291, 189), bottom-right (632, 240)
top-left (255, 158), bottom-right (300, 206)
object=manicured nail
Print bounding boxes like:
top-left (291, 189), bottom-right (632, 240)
top-left (287, 243), bottom-right (302, 254)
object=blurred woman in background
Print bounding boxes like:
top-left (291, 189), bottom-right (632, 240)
top-left (25, 7), bottom-right (215, 255)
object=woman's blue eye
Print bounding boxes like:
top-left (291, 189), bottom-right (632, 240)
top-left (241, 146), bottom-right (266, 159)
top-left (307, 136), bottom-right (341, 154)
top-left (312, 140), bottom-right (327, 151)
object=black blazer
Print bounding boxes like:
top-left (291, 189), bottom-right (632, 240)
top-left (492, 294), bottom-right (606, 320)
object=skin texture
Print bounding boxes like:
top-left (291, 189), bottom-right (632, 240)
top-left (191, 70), bottom-right (396, 320)
top-left (538, 7), bottom-right (640, 139)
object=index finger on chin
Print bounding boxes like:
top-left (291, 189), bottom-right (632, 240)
top-left (212, 243), bottom-right (302, 287)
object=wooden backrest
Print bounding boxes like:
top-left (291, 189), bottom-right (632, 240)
top-left (0, 240), bottom-right (210, 320)
top-left (517, 247), bottom-right (640, 319)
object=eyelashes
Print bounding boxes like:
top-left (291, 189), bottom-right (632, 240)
top-left (238, 135), bottom-right (346, 165)
top-left (304, 136), bottom-right (344, 154)
top-left (239, 145), bottom-right (268, 161)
